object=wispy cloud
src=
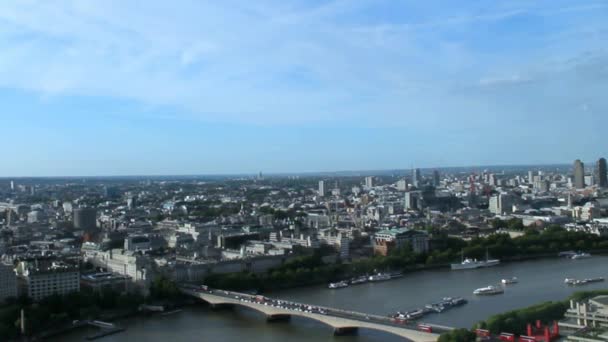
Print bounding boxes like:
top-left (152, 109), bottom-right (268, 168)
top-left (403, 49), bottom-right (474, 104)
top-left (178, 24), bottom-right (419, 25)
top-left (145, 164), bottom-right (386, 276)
top-left (0, 0), bottom-right (606, 128)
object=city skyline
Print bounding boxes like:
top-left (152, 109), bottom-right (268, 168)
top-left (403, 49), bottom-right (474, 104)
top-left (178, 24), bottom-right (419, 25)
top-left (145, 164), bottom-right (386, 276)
top-left (2, 0), bottom-right (608, 176)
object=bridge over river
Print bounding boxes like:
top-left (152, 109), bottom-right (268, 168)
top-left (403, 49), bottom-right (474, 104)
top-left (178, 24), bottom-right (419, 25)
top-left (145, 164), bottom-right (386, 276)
top-left (180, 285), bottom-right (454, 341)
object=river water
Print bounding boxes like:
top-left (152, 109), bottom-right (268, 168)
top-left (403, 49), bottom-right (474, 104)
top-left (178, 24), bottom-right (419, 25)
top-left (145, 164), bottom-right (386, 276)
top-left (55, 256), bottom-right (608, 341)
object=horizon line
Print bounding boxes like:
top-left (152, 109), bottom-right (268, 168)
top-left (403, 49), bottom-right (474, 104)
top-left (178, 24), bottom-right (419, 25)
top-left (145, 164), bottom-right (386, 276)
top-left (0, 161), bottom-right (581, 179)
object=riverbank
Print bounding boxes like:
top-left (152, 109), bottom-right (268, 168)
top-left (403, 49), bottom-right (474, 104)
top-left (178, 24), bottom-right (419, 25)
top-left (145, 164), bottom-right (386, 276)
top-left (204, 228), bottom-right (608, 293)
top-left (32, 299), bottom-right (198, 341)
top-left (440, 288), bottom-right (608, 341)
top-left (52, 256), bottom-right (608, 342)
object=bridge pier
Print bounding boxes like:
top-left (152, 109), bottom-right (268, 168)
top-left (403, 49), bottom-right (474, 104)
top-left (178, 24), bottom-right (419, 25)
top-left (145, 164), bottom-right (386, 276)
top-left (266, 314), bottom-right (291, 323)
top-left (334, 327), bottom-right (358, 336)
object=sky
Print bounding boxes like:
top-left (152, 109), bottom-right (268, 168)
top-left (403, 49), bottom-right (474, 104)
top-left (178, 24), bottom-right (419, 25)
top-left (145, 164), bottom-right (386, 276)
top-left (1, 0), bottom-right (607, 176)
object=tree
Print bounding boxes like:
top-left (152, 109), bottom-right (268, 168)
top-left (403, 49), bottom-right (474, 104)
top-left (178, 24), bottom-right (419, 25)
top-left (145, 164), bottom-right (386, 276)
top-left (438, 329), bottom-right (476, 342)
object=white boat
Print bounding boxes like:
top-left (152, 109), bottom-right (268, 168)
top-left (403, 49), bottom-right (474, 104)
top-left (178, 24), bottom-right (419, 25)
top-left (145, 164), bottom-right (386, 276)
top-left (571, 252), bottom-right (591, 259)
top-left (406, 309), bottom-right (426, 319)
top-left (501, 277), bottom-right (518, 284)
top-left (368, 273), bottom-right (391, 282)
top-left (350, 276), bottom-right (368, 285)
top-left (473, 285), bottom-right (504, 295)
top-left (565, 277), bottom-right (604, 286)
top-left (451, 249), bottom-right (500, 270)
top-left (328, 281), bottom-right (349, 289)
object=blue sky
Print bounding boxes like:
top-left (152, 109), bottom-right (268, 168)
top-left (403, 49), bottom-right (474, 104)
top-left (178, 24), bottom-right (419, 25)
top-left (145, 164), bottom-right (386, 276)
top-left (1, 0), bottom-right (607, 176)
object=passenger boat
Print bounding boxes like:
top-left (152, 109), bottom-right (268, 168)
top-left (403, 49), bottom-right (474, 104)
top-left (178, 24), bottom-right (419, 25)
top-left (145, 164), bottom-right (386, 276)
top-left (558, 251), bottom-right (576, 258)
top-left (451, 249), bottom-right (500, 270)
top-left (425, 304), bottom-right (445, 313)
top-left (501, 277), bottom-right (518, 284)
top-left (445, 297), bottom-right (467, 306)
top-left (328, 281), bottom-right (349, 289)
top-left (473, 285), bottom-right (504, 295)
top-left (565, 277), bottom-right (604, 286)
top-left (571, 252), bottom-right (591, 260)
top-left (408, 309), bottom-right (426, 319)
top-left (349, 276), bottom-right (368, 285)
top-left (368, 273), bottom-right (391, 282)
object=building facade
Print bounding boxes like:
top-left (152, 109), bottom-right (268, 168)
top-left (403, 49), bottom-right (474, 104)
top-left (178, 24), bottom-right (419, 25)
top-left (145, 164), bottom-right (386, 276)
top-left (73, 207), bottom-right (98, 232)
top-left (0, 262), bottom-right (17, 303)
top-left (372, 228), bottom-right (429, 256)
top-left (574, 159), bottom-right (585, 189)
top-left (17, 261), bottom-right (80, 301)
top-left (597, 158), bottom-right (607, 188)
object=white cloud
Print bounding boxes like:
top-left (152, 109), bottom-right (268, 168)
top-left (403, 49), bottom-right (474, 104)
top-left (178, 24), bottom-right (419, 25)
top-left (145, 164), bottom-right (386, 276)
top-left (0, 0), bottom-right (606, 127)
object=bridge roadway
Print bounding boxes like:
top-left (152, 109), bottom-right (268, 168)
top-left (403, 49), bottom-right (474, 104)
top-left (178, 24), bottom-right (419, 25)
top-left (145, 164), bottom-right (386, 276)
top-left (180, 285), bottom-right (452, 341)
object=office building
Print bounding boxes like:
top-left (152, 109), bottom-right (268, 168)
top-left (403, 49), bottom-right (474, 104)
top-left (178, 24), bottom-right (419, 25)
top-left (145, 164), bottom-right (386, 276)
top-left (489, 193), bottom-right (514, 215)
top-left (405, 191), bottom-right (421, 210)
top-left (574, 159), bottom-right (585, 189)
top-left (432, 170), bottom-right (440, 187)
top-left (73, 207), bottom-right (98, 232)
top-left (597, 158), bottom-right (607, 188)
top-left (0, 262), bottom-right (17, 303)
top-left (365, 176), bottom-right (374, 189)
top-left (318, 180), bottom-right (325, 197)
top-left (373, 228), bottom-right (429, 256)
top-left (17, 261), bottom-right (80, 301)
top-left (412, 168), bottom-right (421, 187)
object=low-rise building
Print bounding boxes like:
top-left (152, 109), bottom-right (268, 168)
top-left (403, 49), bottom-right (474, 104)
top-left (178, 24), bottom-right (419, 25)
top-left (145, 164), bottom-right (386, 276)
top-left (16, 260), bottom-right (79, 301)
top-left (81, 272), bottom-right (131, 293)
top-left (372, 228), bottom-right (429, 256)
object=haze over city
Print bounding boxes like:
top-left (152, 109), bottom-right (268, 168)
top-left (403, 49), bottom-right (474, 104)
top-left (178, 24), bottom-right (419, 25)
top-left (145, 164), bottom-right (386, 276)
top-left (1, 0), bottom-right (607, 176)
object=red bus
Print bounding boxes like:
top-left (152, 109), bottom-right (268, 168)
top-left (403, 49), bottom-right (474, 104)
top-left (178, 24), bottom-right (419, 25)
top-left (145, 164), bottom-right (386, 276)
top-left (417, 324), bottom-right (432, 333)
top-left (518, 336), bottom-right (536, 342)
top-left (475, 329), bottom-right (491, 338)
top-left (499, 332), bottom-right (515, 342)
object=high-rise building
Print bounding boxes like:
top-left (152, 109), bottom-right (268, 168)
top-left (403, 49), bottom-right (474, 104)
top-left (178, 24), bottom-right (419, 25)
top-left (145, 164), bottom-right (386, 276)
top-left (404, 191), bottom-right (421, 210)
top-left (489, 193), bottom-right (514, 215)
top-left (597, 158), bottom-right (607, 188)
top-left (412, 168), bottom-right (421, 187)
top-left (73, 207), bottom-right (98, 232)
top-left (432, 170), bottom-right (440, 187)
top-left (318, 180), bottom-right (325, 197)
top-left (127, 196), bottom-right (136, 210)
top-left (365, 176), bottom-right (374, 189)
top-left (488, 174), bottom-right (498, 187)
top-left (573, 159), bottom-right (585, 189)
top-left (528, 171), bottom-right (534, 184)
top-left (9, 181), bottom-right (14, 191)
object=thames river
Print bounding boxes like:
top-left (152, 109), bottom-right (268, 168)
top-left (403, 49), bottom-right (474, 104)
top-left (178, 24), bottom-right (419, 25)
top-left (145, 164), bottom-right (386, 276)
top-left (55, 256), bottom-right (608, 341)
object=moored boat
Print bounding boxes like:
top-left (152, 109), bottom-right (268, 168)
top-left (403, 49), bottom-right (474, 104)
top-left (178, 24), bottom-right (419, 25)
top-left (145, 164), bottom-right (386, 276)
top-left (404, 309), bottom-right (426, 319)
top-left (501, 277), bottom-right (518, 284)
top-left (328, 281), bottom-right (349, 289)
top-left (473, 285), bottom-right (504, 295)
top-left (566, 277), bottom-right (604, 286)
top-left (350, 276), bottom-right (368, 285)
top-left (369, 273), bottom-right (391, 282)
top-left (451, 249), bottom-right (500, 270)
top-left (571, 252), bottom-right (591, 260)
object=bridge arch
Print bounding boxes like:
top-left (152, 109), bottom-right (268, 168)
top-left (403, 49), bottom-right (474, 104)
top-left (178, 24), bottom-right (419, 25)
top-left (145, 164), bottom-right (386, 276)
top-left (183, 288), bottom-right (439, 342)
top-left (199, 298), bottom-right (420, 341)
